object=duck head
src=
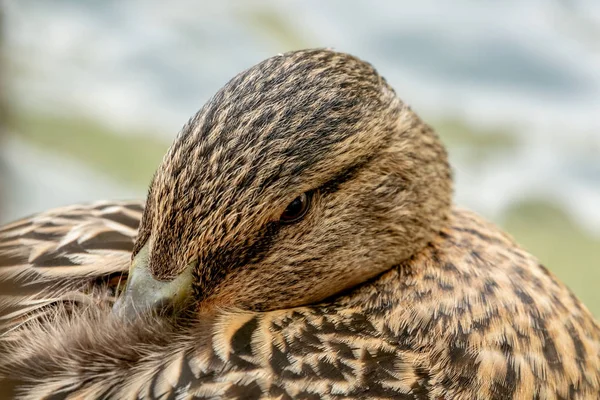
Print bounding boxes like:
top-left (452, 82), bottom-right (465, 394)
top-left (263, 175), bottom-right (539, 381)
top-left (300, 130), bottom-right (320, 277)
top-left (114, 49), bottom-right (452, 318)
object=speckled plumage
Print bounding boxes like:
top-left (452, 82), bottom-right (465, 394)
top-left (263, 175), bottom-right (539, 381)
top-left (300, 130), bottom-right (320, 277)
top-left (1, 49), bottom-right (599, 399)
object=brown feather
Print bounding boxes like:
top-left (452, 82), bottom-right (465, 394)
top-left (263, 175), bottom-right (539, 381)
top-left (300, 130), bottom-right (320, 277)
top-left (0, 201), bottom-right (142, 334)
top-left (1, 49), bottom-right (599, 399)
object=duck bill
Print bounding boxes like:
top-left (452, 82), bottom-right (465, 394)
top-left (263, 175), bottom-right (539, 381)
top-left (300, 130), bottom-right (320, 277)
top-left (112, 242), bottom-right (193, 320)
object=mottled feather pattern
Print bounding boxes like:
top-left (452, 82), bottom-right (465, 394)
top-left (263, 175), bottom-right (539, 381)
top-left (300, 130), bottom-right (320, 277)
top-left (0, 201), bottom-right (142, 334)
top-left (1, 209), bottom-right (599, 399)
top-left (1, 49), bottom-right (599, 399)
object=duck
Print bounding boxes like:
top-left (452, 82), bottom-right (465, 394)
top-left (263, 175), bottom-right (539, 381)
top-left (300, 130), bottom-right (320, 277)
top-left (1, 49), bottom-right (599, 400)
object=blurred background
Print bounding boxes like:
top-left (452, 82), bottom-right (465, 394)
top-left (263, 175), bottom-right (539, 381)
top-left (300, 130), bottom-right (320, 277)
top-left (0, 0), bottom-right (598, 313)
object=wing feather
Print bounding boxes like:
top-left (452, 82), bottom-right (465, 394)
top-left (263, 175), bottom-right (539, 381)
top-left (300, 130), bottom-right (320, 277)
top-left (0, 201), bottom-right (143, 334)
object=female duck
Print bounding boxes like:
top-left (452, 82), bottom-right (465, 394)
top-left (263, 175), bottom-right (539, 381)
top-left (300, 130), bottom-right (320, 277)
top-left (1, 49), bottom-right (599, 399)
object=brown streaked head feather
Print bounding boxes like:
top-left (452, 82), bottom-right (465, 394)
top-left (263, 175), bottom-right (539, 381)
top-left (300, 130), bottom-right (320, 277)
top-left (137, 49), bottom-right (452, 311)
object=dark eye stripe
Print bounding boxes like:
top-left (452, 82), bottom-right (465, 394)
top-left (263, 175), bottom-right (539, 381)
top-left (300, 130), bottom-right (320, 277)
top-left (242, 158), bottom-right (372, 263)
top-left (320, 155), bottom-right (374, 195)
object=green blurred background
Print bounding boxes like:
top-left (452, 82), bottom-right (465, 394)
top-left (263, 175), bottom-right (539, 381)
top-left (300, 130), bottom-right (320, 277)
top-left (0, 1), bottom-right (598, 314)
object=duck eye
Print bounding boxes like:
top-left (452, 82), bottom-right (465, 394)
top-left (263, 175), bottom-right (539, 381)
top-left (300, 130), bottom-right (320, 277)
top-left (280, 193), bottom-right (311, 223)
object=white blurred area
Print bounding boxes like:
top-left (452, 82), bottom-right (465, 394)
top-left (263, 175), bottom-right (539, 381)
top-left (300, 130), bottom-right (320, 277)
top-left (1, 0), bottom-right (599, 234)
top-left (1, 137), bottom-right (139, 219)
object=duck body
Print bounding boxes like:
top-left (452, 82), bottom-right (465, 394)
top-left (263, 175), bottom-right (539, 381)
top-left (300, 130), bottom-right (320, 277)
top-left (1, 204), bottom-right (598, 399)
top-left (1, 49), bottom-right (599, 399)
